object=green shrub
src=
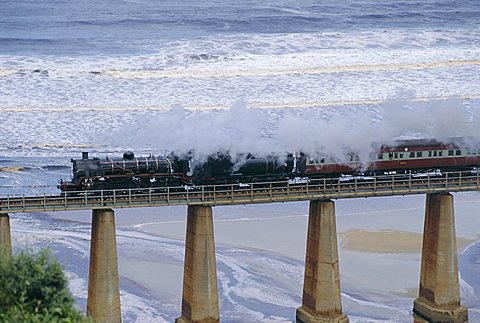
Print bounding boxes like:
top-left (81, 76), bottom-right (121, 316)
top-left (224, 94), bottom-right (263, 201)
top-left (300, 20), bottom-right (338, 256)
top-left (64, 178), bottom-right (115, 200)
top-left (0, 248), bottom-right (89, 322)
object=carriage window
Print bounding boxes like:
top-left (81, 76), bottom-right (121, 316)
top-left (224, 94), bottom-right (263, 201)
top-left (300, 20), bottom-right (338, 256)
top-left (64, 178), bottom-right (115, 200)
top-left (438, 151), bottom-right (443, 157)
top-left (399, 153), bottom-right (404, 158)
top-left (448, 150), bottom-right (454, 156)
top-left (433, 151), bottom-right (437, 157)
top-left (409, 152), bottom-right (415, 158)
top-left (378, 153), bottom-right (383, 160)
top-left (417, 151), bottom-right (423, 158)
top-left (428, 151), bottom-right (432, 157)
top-left (320, 158), bottom-right (325, 163)
top-left (456, 150), bottom-right (461, 156)
top-left (389, 153), bottom-right (394, 159)
top-left (394, 153), bottom-right (398, 159)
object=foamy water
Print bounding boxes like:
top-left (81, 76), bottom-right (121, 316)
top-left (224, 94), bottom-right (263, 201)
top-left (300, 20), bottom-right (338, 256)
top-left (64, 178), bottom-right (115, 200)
top-left (1, 27), bottom-right (479, 159)
top-left (1, 30), bottom-right (479, 112)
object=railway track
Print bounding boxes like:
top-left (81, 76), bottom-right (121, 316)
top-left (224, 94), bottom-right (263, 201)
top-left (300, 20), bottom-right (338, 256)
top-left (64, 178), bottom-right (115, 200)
top-left (0, 170), bottom-right (479, 213)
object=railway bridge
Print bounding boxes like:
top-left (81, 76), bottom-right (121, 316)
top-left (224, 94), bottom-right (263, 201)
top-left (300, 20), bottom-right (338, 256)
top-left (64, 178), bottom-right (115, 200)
top-left (0, 170), bottom-right (477, 322)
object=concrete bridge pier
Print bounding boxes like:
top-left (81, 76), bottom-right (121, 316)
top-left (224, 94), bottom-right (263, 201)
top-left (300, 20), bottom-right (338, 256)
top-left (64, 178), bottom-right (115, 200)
top-left (296, 200), bottom-right (349, 323)
top-left (413, 193), bottom-right (468, 323)
top-left (176, 205), bottom-right (219, 323)
top-left (0, 213), bottom-right (12, 258)
top-left (87, 209), bottom-right (122, 323)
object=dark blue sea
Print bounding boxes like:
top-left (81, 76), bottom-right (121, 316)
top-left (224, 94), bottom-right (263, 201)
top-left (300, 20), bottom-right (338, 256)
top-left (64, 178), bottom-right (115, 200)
top-left (1, 0), bottom-right (479, 56)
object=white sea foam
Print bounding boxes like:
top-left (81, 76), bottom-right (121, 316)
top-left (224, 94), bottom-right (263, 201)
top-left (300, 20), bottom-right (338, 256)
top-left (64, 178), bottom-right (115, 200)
top-left (0, 29), bottom-right (479, 113)
top-left (0, 27), bottom-right (478, 163)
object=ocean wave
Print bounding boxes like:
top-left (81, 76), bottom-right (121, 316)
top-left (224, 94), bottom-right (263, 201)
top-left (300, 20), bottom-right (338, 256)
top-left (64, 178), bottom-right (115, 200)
top-left (1, 0), bottom-right (479, 56)
top-left (70, 18), bottom-right (176, 27)
top-left (1, 94), bottom-right (479, 113)
top-left (0, 30), bottom-right (479, 155)
top-left (354, 14), bottom-right (391, 20)
top-left (353, 12), bottom-right (426, 20)
top-left (105, 59), bottom-right (480, 79)
top-left (32, 143), bottom-right (94, 149)
top-left (0, 37), bottom-right (56, 44)
top-left (4, 57), bottom-right (479, 80)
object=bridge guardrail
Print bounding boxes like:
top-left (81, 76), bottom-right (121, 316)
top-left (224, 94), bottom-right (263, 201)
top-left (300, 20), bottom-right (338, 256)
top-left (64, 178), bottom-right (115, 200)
top-left (0, 169), bottom-right (479, 213)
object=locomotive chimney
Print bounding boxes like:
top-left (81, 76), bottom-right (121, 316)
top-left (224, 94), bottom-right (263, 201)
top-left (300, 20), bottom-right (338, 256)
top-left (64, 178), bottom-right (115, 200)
top-left (82, 152), bottom-right (89, 160)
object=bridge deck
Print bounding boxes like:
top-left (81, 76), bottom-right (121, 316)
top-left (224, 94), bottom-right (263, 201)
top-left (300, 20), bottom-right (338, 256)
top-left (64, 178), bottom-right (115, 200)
top-left (0, 170), bottom-right (479, 213)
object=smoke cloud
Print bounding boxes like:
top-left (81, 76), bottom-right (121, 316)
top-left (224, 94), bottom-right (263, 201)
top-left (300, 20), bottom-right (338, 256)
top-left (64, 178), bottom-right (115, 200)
top-left (109, 93), bottom-right (480, 165)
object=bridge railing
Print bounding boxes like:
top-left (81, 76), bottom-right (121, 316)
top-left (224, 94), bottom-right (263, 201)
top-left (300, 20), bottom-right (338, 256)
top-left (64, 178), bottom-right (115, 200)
top-left (0, 169), bottom-right (479, 212)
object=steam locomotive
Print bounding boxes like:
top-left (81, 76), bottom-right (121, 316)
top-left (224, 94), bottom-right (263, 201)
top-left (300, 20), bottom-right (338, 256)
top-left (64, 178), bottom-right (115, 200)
top-left (59, 151), bottom-right (295, 191)
top-left (59, 138), bottom-right (480, 192)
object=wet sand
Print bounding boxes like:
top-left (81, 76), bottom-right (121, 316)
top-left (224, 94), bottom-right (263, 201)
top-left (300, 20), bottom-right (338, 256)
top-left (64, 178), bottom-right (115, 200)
top-left (340, 229), bottom-right (475, 254)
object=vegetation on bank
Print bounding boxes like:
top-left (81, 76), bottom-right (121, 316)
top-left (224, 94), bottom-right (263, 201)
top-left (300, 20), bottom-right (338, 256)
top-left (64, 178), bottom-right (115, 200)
top-left (0, 248), bottom-right (89, 322)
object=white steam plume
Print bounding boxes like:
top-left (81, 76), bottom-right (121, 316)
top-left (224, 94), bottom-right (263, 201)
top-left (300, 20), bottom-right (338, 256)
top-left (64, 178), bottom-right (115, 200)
top-left (108, 93), bottom-right (480, 165)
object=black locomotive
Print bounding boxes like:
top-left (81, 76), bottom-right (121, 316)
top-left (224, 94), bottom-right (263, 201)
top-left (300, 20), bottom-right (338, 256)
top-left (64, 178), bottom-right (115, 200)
top-left (59, 151), bottom-right (295, 191)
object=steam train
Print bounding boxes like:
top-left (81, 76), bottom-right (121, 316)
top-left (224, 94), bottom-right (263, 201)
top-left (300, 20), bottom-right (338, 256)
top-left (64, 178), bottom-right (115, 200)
top-left (59, 138), bottom-right (480, 192)
top-left (59, 151), bottom-right (295, 191)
